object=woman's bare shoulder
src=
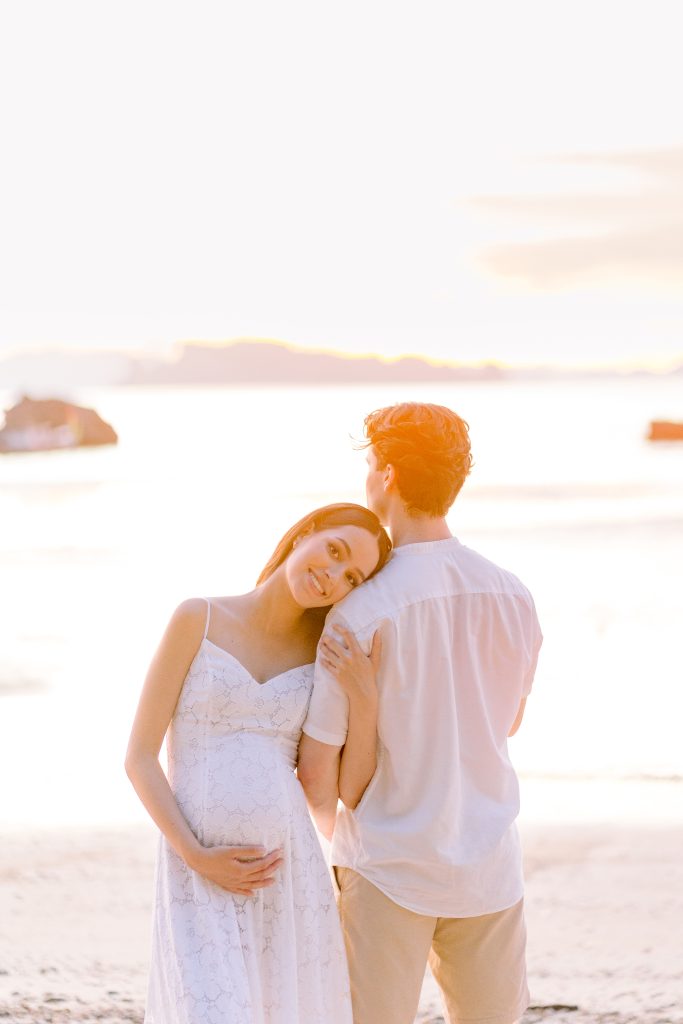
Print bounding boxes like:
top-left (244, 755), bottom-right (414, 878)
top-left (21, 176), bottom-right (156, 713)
top-left (171, 597), bottom-right (209, 625)
top-left (160, 598), bottom-right (211, 648)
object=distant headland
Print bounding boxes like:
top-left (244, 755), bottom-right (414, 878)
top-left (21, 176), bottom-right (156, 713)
top-left (0, 338), bottom-right (681, 391)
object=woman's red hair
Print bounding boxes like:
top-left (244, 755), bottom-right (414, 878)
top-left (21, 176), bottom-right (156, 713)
top-left (257, 502), bottom-right (391, 586)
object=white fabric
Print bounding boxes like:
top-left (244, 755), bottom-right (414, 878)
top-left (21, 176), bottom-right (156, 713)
top-left (303, 537), bottom-right (542, 918)
top-left (146, 638), bottom-right (352, 1024)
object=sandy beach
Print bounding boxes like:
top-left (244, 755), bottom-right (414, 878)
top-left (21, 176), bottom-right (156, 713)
top-left (1, 820), bottom-right (681, 1024)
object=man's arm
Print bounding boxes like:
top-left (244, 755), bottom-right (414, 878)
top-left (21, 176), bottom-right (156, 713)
top-left (297, 735), bottom-right (342, 840)
top-left (508, 697), bottom-right (527, 736)
top-left (510, 595), bottom-right (541, 737)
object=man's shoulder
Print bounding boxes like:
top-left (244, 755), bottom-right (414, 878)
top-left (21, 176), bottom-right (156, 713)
top-left (457, 542), bottom-right (534, 599)
top-left (333, 540), bottom-right (463, 629)
top-left (332, 555), bottom-right (404, 630)
top-left (334, 539), bottom-right (536, 632)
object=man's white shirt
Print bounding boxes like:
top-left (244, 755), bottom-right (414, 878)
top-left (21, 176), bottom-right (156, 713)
top-left (302, 536), bottom-right (542, 918)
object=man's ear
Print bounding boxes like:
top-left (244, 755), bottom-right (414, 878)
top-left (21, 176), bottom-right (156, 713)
top-left (383, 464), bottom-right (396, 492)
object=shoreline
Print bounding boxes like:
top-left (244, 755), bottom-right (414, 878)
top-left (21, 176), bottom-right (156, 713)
top-left (1, 822), bottom-right (682, 1024)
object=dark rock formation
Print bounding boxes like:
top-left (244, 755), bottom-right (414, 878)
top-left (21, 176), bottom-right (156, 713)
top-left (0, 396), bottom-right (118, 453)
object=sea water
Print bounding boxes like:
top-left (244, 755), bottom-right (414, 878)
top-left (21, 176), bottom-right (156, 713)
top-left (1, 377), bottom-right (682, 827)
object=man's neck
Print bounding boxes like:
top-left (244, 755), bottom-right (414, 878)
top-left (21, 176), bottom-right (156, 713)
top-left (388, 512), bottom-right (452, 548)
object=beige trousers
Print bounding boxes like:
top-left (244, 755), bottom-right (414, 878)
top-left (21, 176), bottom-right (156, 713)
top-left (335, 867), bottom-right (529, 1024)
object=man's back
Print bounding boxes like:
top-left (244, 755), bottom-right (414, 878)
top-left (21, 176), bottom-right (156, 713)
top-left (303, 536), bottom-right (542, 917)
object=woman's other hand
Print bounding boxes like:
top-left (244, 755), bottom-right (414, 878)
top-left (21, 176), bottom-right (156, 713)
top-left (319, 625), bottom-right (381, 708)
top-left (186, 844), bottom-right (284, 896)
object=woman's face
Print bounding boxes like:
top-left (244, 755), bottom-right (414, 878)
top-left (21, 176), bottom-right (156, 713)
top-left (285, 525), bottom-right (381, 608)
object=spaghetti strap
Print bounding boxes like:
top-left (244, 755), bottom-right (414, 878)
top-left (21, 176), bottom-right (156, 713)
top-left (203, 598), bottom-right (211, 641)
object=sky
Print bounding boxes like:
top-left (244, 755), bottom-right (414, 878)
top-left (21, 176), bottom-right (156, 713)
top-left (0, 0), bottom-right (682, 369)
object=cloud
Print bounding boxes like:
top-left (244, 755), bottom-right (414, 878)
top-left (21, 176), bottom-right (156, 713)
top-left (470, 147), bottom-right (683, 289)
top-left (560, 148), bottom-right (683, 180)
top-left (483, 224), bottom-right (683, 288)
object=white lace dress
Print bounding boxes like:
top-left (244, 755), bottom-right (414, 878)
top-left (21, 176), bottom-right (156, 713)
top-left (145, 625), bottom-right (352, 1024)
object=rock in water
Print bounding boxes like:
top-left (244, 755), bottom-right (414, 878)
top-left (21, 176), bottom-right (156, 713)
top-left (647, 420), bottom-right (683, 441)
top-left (0, 396), bottom-right (118, 453)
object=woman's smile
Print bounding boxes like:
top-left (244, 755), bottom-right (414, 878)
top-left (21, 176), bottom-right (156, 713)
top-left (308, 568), bottom-right (327, 598)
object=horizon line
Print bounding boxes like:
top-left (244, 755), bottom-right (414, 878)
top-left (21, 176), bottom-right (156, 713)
top-left (0, 337), bottom-right (681, 376)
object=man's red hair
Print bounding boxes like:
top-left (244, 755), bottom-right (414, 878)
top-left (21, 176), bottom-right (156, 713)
top-left (363, 402), bottom-right (472, 517)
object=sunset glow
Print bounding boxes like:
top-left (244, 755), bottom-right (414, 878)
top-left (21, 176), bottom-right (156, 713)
top-left (0, 2), bottom-right (681, 372)
top-left (2, 6), bottom-right (683, 1018)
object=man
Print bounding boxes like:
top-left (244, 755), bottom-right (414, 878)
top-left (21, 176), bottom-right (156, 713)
top-left (298, 402), bottom-right (542, 1024)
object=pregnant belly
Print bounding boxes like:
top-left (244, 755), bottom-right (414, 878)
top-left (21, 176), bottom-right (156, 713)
top-left (171, 732), bottom-right (305, 850)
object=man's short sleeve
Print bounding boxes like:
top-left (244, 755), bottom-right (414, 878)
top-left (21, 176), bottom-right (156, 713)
top-left (302, 611), bottom-right (350, 747)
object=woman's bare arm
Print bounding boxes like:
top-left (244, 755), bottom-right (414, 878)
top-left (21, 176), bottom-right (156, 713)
top-left (297, 735), bottom-right (342, 840)
top-left (125, 599), bottom-right (282, 895)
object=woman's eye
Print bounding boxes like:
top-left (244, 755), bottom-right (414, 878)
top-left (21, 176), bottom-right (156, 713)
top-left (346, 573), bottom-right (358, 588)
top-left (328, 543), bottom-right (339, 559)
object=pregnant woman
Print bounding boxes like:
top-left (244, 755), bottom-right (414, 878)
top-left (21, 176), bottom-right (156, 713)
top-left (125, 503), bottom-right (390, 1024)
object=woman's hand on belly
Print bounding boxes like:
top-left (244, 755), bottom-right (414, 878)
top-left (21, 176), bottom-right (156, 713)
top-left (186, 843), bottom-right (284, 896)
